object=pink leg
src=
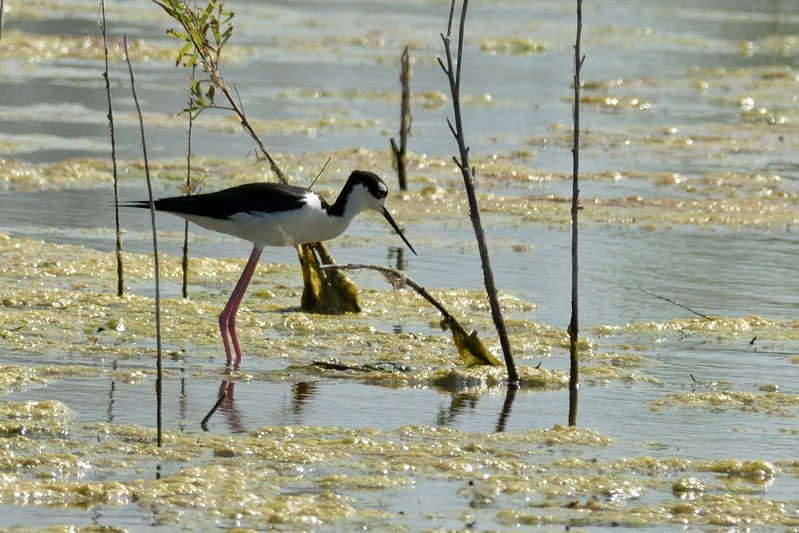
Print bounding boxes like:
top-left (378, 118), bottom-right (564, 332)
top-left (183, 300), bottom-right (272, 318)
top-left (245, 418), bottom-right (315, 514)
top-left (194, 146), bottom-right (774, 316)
top-left (219, 246), bottom-right (263, 371)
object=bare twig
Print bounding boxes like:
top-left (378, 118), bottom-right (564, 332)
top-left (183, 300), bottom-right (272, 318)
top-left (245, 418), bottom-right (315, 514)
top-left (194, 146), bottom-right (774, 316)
top-left (125, 35), bottom-right (164, 447)
top-left (438, 0), bottom-right (518, 383)
top-left (323, 263), bottom-right (449, 318)
top-left (640, 289), bottom-right (713, 320)
top-left (0, 0), bottom-right (4, 46)
top-left (390, 45), bottom-right (412, 191)
top-left (567, 0), bottom-right (585, 427)
top-left (309, 156), bottom-right (332, 189)
top-left (100, 0), bottom-right (124, 297)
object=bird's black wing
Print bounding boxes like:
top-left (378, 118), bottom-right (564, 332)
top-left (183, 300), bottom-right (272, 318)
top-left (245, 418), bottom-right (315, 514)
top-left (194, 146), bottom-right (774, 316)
top-left (124, 182), bottom-right (328, 219)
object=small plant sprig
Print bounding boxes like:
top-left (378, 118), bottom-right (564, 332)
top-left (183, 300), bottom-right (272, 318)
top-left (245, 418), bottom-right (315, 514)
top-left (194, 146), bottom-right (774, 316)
top-left (153, 0), bottom-right (287, 183)
top-left (159, 0), bottom-right (232, 117)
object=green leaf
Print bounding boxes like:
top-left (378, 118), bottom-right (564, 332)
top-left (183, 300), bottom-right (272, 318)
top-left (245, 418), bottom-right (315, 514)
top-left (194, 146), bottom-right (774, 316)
top-left (175, 42), bottom-right (192, 66)
top-left (211, 20), bottom-right (221, 46)
top-left (166, 28), bottom-right (188, 41)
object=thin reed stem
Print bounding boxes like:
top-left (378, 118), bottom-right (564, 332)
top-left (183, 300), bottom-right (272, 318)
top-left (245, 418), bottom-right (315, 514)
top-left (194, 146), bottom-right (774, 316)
top-left (124, 35), bottom-right (163, 447)
top-left (568, 0), bottom-right (585, 427)
top-left (100, 0), bottom-right (124, 297)
top-left (181, 67), bottom-right (196, 299)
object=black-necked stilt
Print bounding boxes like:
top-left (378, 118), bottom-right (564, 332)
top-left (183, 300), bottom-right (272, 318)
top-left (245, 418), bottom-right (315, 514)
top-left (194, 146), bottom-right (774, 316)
top-left (125, 170), bottom-right (416, 370)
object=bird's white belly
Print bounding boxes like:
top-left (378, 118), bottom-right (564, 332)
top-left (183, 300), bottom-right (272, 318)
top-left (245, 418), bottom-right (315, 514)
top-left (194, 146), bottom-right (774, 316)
top-left (182, 207), bottom-right (350, 248)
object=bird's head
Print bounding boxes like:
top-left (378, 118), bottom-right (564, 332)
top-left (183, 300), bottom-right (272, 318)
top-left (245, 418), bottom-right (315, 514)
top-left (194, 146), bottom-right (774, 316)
top-left (344, 170), bottom-right (417, 255)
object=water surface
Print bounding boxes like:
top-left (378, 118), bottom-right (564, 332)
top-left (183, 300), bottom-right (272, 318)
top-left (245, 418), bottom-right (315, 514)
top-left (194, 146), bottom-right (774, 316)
top-left (1, 0), bottom-right (799, 531)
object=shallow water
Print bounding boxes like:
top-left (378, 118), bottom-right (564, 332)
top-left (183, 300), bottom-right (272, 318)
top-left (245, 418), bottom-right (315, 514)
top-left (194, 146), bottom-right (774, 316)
top-left (2, 0), bottom-right (799, 531)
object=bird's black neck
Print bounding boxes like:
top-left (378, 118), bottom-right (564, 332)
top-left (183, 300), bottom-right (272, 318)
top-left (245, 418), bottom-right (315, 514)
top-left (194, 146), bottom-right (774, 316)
top-left (327, 179), bottom-right (358, 218)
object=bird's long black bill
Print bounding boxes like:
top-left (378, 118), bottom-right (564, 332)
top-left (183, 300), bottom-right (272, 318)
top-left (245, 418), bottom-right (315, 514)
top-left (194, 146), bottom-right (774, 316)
top-left (382, 208), bottom-right (417, 255)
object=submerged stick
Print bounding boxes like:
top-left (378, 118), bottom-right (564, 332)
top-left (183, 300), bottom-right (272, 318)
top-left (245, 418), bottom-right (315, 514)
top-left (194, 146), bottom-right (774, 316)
top-left (640, 289), bottom-right (713, 320)
top-left (201, 382), bottom-right (231, 431)
top-left (125, 35), bottom-right (164, 447)
top-left (320, 263), bottom-right (501, 367)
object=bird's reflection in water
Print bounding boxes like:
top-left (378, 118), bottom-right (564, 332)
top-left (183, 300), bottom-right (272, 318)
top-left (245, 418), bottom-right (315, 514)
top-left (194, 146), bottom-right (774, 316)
top-left (202, 376), bottom-right (521, 433)
top-left (203, 380), bottom-right (323, 432)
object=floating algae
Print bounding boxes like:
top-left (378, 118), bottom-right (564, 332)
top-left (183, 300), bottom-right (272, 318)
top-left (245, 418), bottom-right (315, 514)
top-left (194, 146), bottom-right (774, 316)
top-left (0, 26), bottom-right (253, 64)
top-left (0, 421), bottom-right (632, 530)
top-left (0, 400), bottom-right (72, 439)
top-left (651, 391), bottom-right (799, 415)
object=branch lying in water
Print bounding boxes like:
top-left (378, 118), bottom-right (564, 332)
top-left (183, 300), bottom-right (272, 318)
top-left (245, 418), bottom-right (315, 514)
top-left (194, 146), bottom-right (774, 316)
top-left (319, 263), bottom-right (502, 367)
